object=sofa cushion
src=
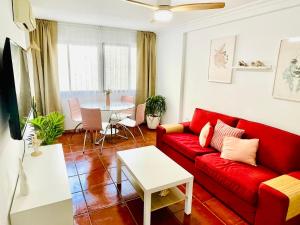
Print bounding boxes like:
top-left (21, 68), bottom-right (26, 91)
top-left (162, 133), bottom-right (215, 160)
top-left (210, 120), bottom-right (245, 151)
top-left (189, 108), bottom-right (239, 135)
top-left (237, 119), bottom-right (300, 174)
top-left (195, 153), bottom-right (278, 205)
top-left (221, 137), bottom-right (259, 166)
top-left (199, 122), bottom-right (214, 148)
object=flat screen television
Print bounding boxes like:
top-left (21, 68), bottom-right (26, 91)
top-left (1, 37), bottom-right (32, 140)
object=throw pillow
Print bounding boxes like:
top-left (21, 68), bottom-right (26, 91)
top-left (199, 122), bottom-right (214, 148)
top-left (221, 136), bottom-right (259, 166)
top-left (211, 120), bottom-right (245, 151)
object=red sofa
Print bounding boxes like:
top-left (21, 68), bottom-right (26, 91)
top-left (156, 108), bottom-right (300, 225)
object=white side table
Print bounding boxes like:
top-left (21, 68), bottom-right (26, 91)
top-left (117, 146), bottom-right (193, 225)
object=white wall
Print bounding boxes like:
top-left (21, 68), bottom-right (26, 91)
top-left (0, 0), bottom-right (28, 224)
top-left (156, 31), bottom-right (184, 123)
top-left (156, 1), bottom-right (300, 135)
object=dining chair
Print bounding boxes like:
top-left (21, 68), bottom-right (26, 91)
top-left (121, 95), bottom-right (134, 103)
top-left (68, 98), bottom-right (82, 133)
top-left (110, 95), bottom-right (135, 122)
top-left (80, 108), bottom-right (109, 154)
top-left (117, 103), bottom-right (146, 142)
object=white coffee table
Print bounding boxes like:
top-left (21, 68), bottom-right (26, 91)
top-left (117, 145), bottom-right (194, 225)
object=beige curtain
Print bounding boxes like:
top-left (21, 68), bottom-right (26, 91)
top-left (136, 31), bottom-right (156, 105)
top-left (29, 19), bottom-right (61, 115)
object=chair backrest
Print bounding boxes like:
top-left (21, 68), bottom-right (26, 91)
top-left (80, 108), bottom-right (103, 131)
top-left (68, 98), bottom-right (82, 122)
top-left (135, 103), bottom-right (146, 126)
top-left (121, 95), bottom-right (134, 103)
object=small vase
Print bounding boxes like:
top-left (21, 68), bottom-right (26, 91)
top-left (19, 159), bottom-right (29, 196)
top-left (31, 133), bottom-right (42, 157)
top-left (106, 94), bottom-right (110, 107)
top-left (31, 146), bottom-right (42, 157)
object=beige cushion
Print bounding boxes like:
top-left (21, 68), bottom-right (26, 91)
top-left (161, 124), bottom-right (184, 134)
top-left (199, 122), bottom-right (214, 148)
top-left (221, 136), bottom-right (259, 166)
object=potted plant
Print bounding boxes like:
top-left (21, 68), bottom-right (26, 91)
top-left (30, 112), bottom-right (65, 145)
top-left (145, 95), bottom-right (166, 129)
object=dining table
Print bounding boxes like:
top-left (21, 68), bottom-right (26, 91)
top-left (80, 101), bottom-right (135, 142)
top-left (80, 101), bottom-right (135, 112)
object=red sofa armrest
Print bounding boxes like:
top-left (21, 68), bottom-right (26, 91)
top-left (156, 122), bottom-right (191, 148)
top-left (255, 174), bottom-right (300, 225)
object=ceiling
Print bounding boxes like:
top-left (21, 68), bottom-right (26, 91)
top-left (31, 0), bottom-right (254, 32)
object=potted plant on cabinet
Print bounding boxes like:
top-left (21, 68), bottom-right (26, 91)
top-left (30, 112), bottom-right (65, 145)
top-left (145, 95), bottom-right (166, 129)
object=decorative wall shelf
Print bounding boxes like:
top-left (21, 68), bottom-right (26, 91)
top-left (232, 66), bottom-right (273, 71)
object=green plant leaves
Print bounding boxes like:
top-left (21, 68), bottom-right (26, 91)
top-left (145, 95), bottom-right (166, 117)
top-left (30, 112), bottom-right (65, 145)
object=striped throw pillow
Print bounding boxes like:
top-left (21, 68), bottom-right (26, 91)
top-left (211, 120), bottom-right (245, 151)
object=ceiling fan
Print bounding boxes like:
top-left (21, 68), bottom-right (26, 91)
top-left (125, 0), bottom-right (225, 22)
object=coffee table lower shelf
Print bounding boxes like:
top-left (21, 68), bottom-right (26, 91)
top-left (123, 169), bottom-right (185, 212)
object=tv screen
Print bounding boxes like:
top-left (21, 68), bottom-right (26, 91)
top-left (2, 38), bottom-right (32, 140)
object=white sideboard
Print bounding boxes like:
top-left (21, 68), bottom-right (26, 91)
top-left (10, 144), bottom-right (73, 225)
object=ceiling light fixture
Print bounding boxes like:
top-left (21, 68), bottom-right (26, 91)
top-left (153, 9), bottom-right (173, 22)
top-left (126, 0), bottom-right (225, 23)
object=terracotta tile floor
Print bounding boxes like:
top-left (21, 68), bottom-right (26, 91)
top-left (58, 125), bottom-right (248, 225)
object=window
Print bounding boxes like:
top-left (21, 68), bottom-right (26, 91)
top-left (57, 44), bottom-right (69, 91)
top-left (69, 45), bottom-right (99, 91)
top-left (103, 44), bottom-right (136, 91)
top-left (57, 43), bottom-right (136, 92)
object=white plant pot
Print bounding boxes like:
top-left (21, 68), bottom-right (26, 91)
top-left (146, 115), bottom-right (161, 129)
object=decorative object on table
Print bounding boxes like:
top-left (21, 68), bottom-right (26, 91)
top-left (251, 60), bottom-right (265, 67)
top-left (19, 158), bottom-right (29, 196)
top-left (159, 189), bottom-right (170, 197)
top-left (104, 89), bottom-right (112, 107)
top-left (238, 60), bottom-right (248, 67)
top-left (273, 38), bottom-right (300, 102)
top-left (30, 112), bottom-right (65, 145)
top-left (31, 133), bottom-right (43, 157)
top-left (145, 95), bottom-right (166, 129)
top-left (208, 35), bottom-right (236, 83)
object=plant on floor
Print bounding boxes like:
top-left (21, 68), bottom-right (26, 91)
top-left (30, 112), bottom-right (65, 145)
top-left (145, 95), bottom-right (166, 129)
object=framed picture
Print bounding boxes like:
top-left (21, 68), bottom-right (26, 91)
top-left (273, 38), bottom-right (300, 102)
top-left (208, 35), bottom-right (236, 83)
